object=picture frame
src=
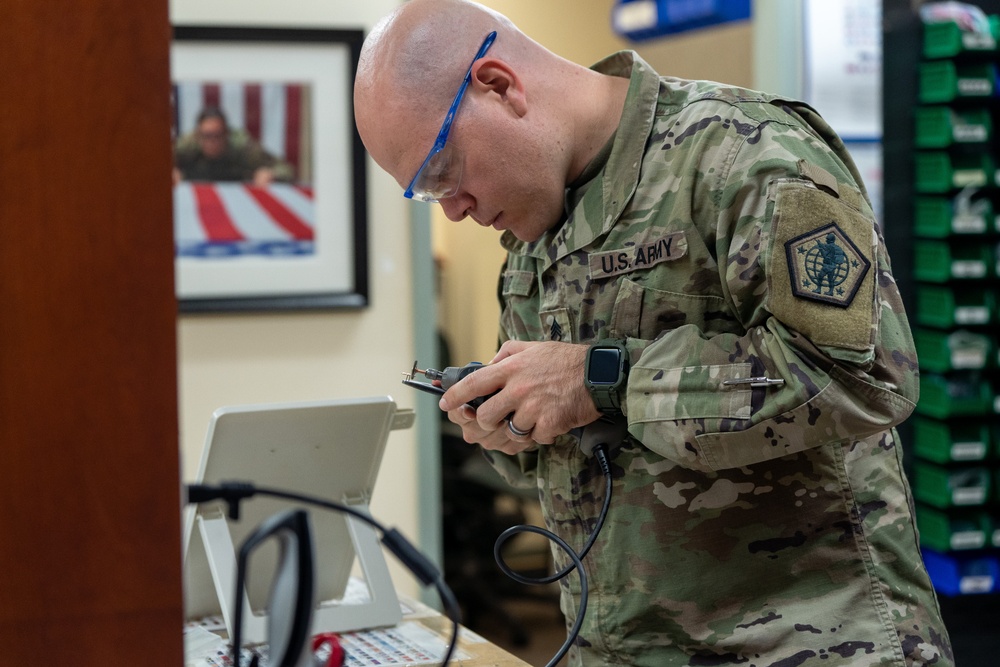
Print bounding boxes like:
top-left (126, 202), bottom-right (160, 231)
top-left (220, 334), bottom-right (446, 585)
top-left (171, 26), bottom-right (368, 312)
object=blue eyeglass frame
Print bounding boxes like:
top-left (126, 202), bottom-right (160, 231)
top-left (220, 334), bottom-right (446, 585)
top-left (403, 31), bottom-right (498, 200)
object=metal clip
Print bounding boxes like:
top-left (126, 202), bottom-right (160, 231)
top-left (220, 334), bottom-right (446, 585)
top-left (722, 376), bottom-right (785, 388)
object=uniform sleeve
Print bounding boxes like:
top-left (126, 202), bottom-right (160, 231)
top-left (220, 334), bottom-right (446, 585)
top-left (230, 131), bottom-right (296, 181)
top-left (624, 113), bottom-right (919, 471)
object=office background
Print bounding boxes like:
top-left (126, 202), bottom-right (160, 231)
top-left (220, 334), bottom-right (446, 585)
top-left (8, 1), bottom-right (930, 664)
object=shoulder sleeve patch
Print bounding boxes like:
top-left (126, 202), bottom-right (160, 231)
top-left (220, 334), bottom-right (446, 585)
top-left (767, 180), bottom-right (877, 352)
top-left (785, 223), bottom-right (870, 308)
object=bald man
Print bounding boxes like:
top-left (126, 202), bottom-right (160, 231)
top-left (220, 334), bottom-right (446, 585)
top-left (355, 2), bottom-right (952, 666)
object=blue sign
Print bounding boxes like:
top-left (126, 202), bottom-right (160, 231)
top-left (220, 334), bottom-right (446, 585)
top-left (612, 0), bottom-right (752, 41)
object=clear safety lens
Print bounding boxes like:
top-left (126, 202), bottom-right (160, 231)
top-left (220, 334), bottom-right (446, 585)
top-left (408, 143), bottom-right (464, 203)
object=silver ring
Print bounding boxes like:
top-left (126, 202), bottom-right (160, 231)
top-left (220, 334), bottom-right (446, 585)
top-left (506, 417), bottom-right (532, 438)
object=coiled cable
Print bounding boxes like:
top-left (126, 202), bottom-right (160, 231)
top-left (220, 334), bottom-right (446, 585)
top-left (491, 443), bottom-right (613, 667)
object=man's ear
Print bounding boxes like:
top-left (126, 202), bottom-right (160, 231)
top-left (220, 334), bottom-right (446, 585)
top-left (470, 58), bottom-right (527, 117)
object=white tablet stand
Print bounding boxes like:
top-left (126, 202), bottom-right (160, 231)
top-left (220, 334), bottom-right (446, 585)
top-left (182, 396), bottom-right (415, 644)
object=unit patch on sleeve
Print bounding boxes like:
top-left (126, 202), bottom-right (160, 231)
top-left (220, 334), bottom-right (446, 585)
top-left (784, 222), bottom-right (870, 308)
top-left (767, 179), bottom-right (877, 352)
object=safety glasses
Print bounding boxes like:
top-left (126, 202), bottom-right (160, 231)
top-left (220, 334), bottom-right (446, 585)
top-left (403, 31), bottom-right (497, 202)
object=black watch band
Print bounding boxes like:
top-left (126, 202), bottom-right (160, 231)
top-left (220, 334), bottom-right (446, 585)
top-left (585, 339), bottom-right (629, 415)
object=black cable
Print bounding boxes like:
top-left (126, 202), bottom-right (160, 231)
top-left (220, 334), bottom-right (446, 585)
top-left (186, 482), bottom-right (462, 667)
top-left (491, 443), bottom-right (613, 667)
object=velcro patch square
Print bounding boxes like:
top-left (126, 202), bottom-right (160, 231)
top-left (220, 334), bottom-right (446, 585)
top-left (767, 180), bottom-right (877, 352)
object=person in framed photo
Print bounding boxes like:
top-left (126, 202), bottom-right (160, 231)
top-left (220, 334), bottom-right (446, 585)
top-left (173, 106), bottom-right (294, 186)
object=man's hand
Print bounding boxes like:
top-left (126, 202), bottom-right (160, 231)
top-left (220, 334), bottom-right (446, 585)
top-left (252, 167), bottom-right (276, 186)
top-left (438, 340), bottom-right (601, 454)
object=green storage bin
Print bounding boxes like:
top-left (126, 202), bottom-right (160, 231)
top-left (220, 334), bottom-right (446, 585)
top-left (914, 461), bottom-right (992, 508)
top-left (915, 195), bottom-right (993, 237)
top-left (920, 61), bottom-right (996, 103)
top-left (915, 107), bottom-right (992, 148)
top-left (916, 284), bottom-right (994, 328)
top-left (914, 239), bottom-right (993, 281)
top-left (915, 152), bottom-right (993, 193)
top-left (917, 372), bottom-right (993, 419)
top-left (915, 329), bottom-right (992, 373)
top-left (916, 505), bottom-right (991, 551)
top-left (912, 416), bottom-right (993, 463)
top-left (923, 17), bottom-right (1000, 59)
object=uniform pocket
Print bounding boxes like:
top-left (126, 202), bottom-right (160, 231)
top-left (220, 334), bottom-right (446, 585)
top-left (608, 277), bottom-right (731, 340)
top-left (500, 268), bottom-right (540, 341)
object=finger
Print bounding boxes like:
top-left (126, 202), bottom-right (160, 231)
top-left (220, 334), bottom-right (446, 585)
top-left (505, 415), bottom-right (534, 441)
top-left (444, 404), bottom-right (477, 426)
top-left (494, 441), bottom-right (536, 455)
top-left (489, 339), bottom-right (531, 363)
top-left (463, 419), bottom-right (510, 447)
top-left (452, 408), bottom-right (494, 444)
top-left (439, 366), bottom-right (504, 411)
top-left (480, 434), bottom-right (535, 456)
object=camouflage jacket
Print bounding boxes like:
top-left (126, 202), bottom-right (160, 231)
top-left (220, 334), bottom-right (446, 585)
top-left (487, 52), bottom-right (952, 667)
top-left (174, 129), bottom-right (294, 182)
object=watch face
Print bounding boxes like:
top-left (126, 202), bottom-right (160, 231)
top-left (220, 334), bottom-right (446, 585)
top-left (589, 348), bottom-right (620, 384)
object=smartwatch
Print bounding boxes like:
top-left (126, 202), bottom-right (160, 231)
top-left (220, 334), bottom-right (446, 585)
top-left (585, 339), bottom-right (629, 414)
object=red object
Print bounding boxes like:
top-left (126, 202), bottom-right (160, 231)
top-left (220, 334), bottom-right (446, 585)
top-left (191, 183), bottom-right (244, 242)
top-left (311, 633), bottom-right (345, 667)
top-left (244, 185), bottom-right (314, 240)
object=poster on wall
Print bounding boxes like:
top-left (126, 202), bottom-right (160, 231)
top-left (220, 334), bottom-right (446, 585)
top-left (803, 0), bottom-right (882, 222)
top-left (803, 0), bottom-right (882, 141)
top-left (170, 27), bottom-right (368, 312)
top-left (843, 141), bottom-right (883, 224)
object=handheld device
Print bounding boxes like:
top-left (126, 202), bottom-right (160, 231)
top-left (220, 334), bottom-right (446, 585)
top-left (401, 361), bottom-right (496, 407)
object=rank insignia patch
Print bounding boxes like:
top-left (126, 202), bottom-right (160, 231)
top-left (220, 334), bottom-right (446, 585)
top-left (784, 222), bottom-right (871, 308)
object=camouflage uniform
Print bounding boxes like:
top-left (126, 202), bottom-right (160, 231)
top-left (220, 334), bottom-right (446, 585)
top-left (486, 52), bottom-right (953, 666)
top-left (174, 129), bottom-right (294, 182)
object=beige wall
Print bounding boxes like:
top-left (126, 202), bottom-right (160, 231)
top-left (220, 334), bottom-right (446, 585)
top-left (170, 0), bottom-right (425, 597)
top-left (434, 0), bottom-right (753, 366)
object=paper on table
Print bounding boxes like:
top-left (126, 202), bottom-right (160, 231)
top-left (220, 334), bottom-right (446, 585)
top-left (184, 577), bottom-right (467, 667)
top-left (340, 621), bottom-right (470, 666)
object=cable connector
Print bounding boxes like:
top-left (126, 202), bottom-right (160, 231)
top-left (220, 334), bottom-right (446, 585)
top-left (381, 528), bottom-right (442, 586)
top-left (186, 481), bottom-right (257, 520)
top-left (593, 444), bottom-right (611, 477)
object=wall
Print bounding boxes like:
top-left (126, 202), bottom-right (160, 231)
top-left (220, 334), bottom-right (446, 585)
top-left (433, 0), bottom-right (754, 365)
top-left (169, 0), bottom-right (430, 597)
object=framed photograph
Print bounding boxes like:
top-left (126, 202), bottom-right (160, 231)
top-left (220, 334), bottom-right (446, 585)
top-left (171, 26), bottom-right (368, 312)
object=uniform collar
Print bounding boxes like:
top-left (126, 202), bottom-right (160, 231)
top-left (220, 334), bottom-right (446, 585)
top-left (501, 51), bottom-right (661, 266)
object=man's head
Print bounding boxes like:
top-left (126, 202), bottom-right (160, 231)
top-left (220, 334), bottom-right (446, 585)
top-left (196, 107), bottom-right (230, 160)
top-left (354, 0), bottom-right (602, 242)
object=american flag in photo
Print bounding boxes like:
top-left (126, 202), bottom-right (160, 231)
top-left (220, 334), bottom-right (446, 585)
top-left (174, 182), bottom-right (316, 258)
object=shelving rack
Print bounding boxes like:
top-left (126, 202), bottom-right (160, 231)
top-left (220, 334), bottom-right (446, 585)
top-left (884, 1), bottom-right (1000, 662)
